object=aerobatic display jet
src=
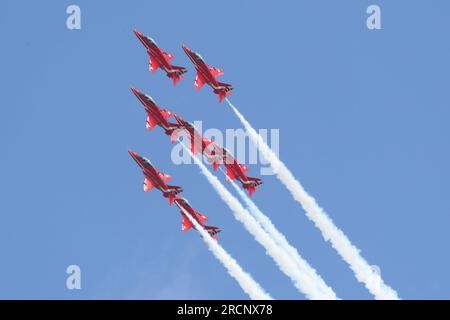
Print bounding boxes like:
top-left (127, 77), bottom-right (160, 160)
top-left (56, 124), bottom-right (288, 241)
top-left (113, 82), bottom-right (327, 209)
top-left (174, 196), bottom-right (221, 239)
top-left (213, 147), bottom-right (263, 196)
top-left (131, 87), bottom-right (181, 136)
top-left (129, 150), bottom-right (183, 204)
top-left (134, 29), bottom-right (187, 85)
top-left (182, 45), bottom-right (233, 103)
top-left (172, 115), bottom-right (216, 159)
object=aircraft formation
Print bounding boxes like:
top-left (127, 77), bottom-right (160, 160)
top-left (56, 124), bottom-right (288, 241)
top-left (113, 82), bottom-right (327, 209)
top-left (127, 30), bottom-right (399, 301)
top-left (129, 29), bottom-right (263, 239)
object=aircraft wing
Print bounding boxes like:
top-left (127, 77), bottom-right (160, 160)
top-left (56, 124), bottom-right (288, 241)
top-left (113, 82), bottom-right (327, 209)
top-left (209, 66), bottom-right (224, 77)
top-left (181, 214), bottom-right (193, 232)
top-left (163, 52), bottom-right (174, 61)
top-left (149, 54), bottom-right (160, 73)
top-left (143, 177), bottom-right (155, 192)
top-left (158, 172), bottom-right (172, 182)
top-left (146, 114), bottom-right (158, 131)
top-left (194, 72), bottom-right (206, 90)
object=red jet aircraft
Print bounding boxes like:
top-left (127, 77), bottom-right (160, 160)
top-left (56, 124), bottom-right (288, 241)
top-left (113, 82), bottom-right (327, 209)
top-left (182, 45), bottom-right (233, 103)
top-left (131, 87), bottom-right (181, 136)
top-left (212, 147), bottom-right (263, 196)
top-left (172, 115), bottom-right (216, 159)
top-left (134, 29), bottom-right (187, 85)
top-left (129, 150), bottom-right (183, 204)
top-left (174, 196), bottom-right (221, 239)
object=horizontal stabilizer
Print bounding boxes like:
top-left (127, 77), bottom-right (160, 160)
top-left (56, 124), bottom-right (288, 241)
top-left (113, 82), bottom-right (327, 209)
top-left (205, 226), bottom-right (221, 239)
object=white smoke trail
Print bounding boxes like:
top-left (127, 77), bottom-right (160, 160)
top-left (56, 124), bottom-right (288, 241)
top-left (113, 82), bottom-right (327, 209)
top-left (179, 206), bottom-right (272, 300)
top-left (183, 145), bottom-right (333, 299)
top-left (224, 173), bottom-right (337, 299)
top-left (226, 98), bottom-right (399, 300)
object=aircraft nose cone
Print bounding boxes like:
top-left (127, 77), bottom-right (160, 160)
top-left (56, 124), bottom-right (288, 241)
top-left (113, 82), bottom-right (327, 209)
top-left (182, 45), bottom-right (190, 53)
top-left (130, 87), bottom-right (142, 98)
top-left (130, 87), bottom-right (138, 94)
top-left (128, 149), bottom-right (136, 157)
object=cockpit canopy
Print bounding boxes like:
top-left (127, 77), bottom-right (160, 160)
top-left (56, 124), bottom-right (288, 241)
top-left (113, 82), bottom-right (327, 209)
top-left (192, 51), bottom-right (205, 64)
top-left (143, 35), bottom-right (157, 46)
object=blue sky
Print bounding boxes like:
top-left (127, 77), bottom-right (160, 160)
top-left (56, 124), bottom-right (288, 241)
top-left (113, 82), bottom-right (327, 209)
top-left (1, 0), bottom-right (449, 299)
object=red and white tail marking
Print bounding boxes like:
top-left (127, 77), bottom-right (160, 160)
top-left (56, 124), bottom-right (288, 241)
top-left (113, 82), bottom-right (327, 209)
top-left (171, 75), bottom-right (182, 86)
top-left (218, 91), bottom-right (232, 103)
top-left (247, 187), bottom-right (257, 197)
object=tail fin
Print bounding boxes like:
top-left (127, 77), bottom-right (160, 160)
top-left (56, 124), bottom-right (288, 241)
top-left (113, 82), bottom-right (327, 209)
top-left (246, 186), bottom-right (257, 197)
top-left (168, 66), bottom-right (187, 86)
top-left (204, 226), bottom-right (221, 239)
top-left (218, 90), bottom-right (232, 103)
top-left (216, 82), bottom-right (233, 103)
top-left (242, 177), bottom-right (263, 196)
top-left (171, 75), bottom-right (183, 86)
top-left (167, 194), bottom-right (176, 205)
top-left (164, 185), bottom-right (183, 205)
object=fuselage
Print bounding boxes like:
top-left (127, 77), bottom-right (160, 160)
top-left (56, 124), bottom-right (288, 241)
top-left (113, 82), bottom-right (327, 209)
top-left (174, 197), bottom-right (205, 227)
top-left (221, 149), bottom-right (260, 187)
top-left (131, 88), bottom-right (179, 132)
top-left (135, 31), bottom-right (173, 72)
top-left (183, 46), bottom-right (227, 91)
top-left (175, 116), bottom-right (211, 152)
top-left (129, 151), bottom-right (174, 194)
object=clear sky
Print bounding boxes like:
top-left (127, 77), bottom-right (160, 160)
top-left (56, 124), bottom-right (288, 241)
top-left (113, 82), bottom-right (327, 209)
top-left (1, 0), bottom-right (449, 299)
